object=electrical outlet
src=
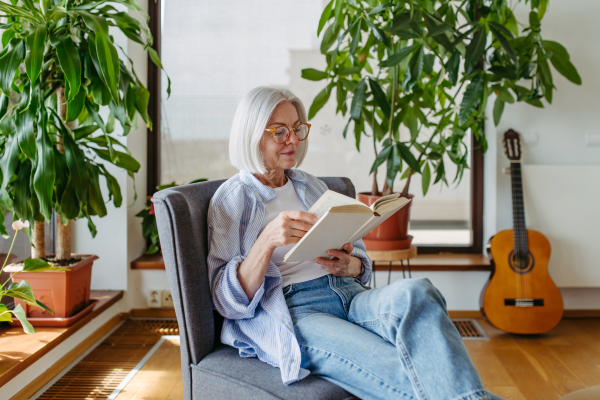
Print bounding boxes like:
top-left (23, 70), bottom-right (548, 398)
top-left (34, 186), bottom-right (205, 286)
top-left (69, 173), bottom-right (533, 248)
top-left (148, 289), bottom-right (161, 308)
top-left (161, 290), bottom-right (174, 308)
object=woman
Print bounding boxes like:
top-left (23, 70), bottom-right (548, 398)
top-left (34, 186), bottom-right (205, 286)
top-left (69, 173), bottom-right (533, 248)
top-left (207, 86), bottom-right (501, 400)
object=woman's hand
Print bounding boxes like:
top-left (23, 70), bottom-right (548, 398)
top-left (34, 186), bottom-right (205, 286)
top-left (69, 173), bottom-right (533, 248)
top-left (315, 243), bottom-right (362, 278)
top-left (259, 211), bottom-right (318, 251)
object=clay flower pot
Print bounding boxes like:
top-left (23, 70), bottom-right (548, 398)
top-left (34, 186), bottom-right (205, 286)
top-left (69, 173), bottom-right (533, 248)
top-left (358, 193), bottom-right (414, 251)
top-left (5, 254), bottom-right (98, 320)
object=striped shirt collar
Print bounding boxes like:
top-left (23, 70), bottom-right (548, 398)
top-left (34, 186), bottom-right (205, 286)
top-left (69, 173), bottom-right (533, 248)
top-left (238, 169), bottom-right (308, 203)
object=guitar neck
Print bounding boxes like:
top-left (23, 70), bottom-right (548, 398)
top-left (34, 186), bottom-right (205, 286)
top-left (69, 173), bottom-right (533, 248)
top-left (510, 162), bottom-right (528, 253)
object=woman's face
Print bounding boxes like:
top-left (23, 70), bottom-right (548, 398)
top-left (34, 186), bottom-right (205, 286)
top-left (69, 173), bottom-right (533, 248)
top-left (260, 102), bottom-right (301, 173)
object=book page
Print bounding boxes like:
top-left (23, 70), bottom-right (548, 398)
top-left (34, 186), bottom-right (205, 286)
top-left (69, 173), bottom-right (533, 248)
top-left (374, 197), bottom-right (411, 216)
top-left (371, 193), bottom-right (400, 210)
top-left (284, 211), bottom-right (372, 262)
top-left (308, 190), bottom-right (366, 220)
top-left (346, 198), bottom-right (411, 243)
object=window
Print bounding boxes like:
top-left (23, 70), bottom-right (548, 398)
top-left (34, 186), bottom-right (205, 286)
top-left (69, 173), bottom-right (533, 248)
top-left (147, 0), bottom-right (483, 253)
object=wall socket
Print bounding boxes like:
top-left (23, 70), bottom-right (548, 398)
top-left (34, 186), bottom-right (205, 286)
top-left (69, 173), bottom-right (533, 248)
top-left (148, 289), bottom-right (161, 308)
top-left (161, 290), bottom-right (174, 308)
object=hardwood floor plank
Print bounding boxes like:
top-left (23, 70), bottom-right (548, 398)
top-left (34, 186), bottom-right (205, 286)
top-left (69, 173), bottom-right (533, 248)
top-left (465, 341), bottom-right (516, 388)
top-left (167, 378), bottom-right (184, 400)
top-left (491, 343), bottom-right (561, 400)
top-left (486, 386), bottom-right (527, 400)
top-left (114, 337), bottom-right (181, 400)
top-left (515, 340), bottom-right (587, 396)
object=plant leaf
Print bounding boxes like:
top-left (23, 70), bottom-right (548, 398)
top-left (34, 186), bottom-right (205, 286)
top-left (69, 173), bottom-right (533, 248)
top-left (397, 142), bottom-right (420, 173)
top-left (87, 163), bottom-right (107, 217)
top-left (543, 40), bottom-right (581, 85)
top-left (91, 148), bottom-right (140, 172)
top-left (445, 52), bottom-right (460, 86)
top-left (493, 97), bottom-right (505, 126)
top-left (350, 80), bottom-right (367, 120)
top-left (12, 303), bottom-right (34, 334)
top-left (490, 26), bottom-right (516, 63)
top-left (379, 44), bottom-right (417, 68)
top-left (6, 280), bottom-right (36, 305)
top-left (301, 68), bottom-right (329, 81)
top-left (0, 38), bottom-right (24, 96)
top-left (33, 106), bottom-right (55, 222)
top-left (23, 258), bottom-right (69, 272)
top-left (465, 27), bottom-right (486, 68)
top-left (50, 36), bottom-right (81, 102)
top-left (25, 24), bottom-right (46, 85)
top-left (0, 304), bottom-right (12, 322)
top-left (458, 75), bottom-right (484, 125)
top-left (365, 18), bottom-right (391, 48)
top-left (422, 162), bottom-right (431, 196)
top-left (308, 83), bottom-right (333, 120)
top-left (387, 144), bottom-right (401, 186)
top-left (368, 78), bottom-right (390, 118)
top-left (60, 120), bottom-right (90, 204)
top-left (60, 179), bottom-right (80, 220)
top-left (317, 0), bottom-right (335, 36)
top-left (81, 12), bottom-right (120, 103)
top-left (370, 143), bottom-right (393, 175)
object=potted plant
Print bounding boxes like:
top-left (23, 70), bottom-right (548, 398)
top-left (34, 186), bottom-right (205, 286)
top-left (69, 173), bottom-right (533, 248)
top-left (136, 179), bottom-right (207, 255)
top-left (304, 0), bottom-right (580, 250)
top-left (1, 220), bottom-right (69, 333)
top-left (0, 0), bottom-right (169, 323)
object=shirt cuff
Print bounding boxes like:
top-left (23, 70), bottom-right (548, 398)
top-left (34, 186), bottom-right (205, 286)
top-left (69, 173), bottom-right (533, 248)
top-left (351, 245), bottom-right (372, 285)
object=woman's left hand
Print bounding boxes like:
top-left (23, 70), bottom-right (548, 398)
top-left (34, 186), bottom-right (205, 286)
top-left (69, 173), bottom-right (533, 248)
top-left (315, 243), bottom-right (362, 278)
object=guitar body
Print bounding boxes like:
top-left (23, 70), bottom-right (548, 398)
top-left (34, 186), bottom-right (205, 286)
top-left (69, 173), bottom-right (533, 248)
top-left (482, 229), bottom-right (563, 334)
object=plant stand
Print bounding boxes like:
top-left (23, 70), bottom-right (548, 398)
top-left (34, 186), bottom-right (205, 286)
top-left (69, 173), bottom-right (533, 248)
top-left (367, 245), bottom-right (417, 287)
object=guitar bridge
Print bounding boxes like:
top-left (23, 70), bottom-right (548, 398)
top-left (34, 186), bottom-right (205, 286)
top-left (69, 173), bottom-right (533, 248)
top-left (504, 298), bottom-right (544, 307)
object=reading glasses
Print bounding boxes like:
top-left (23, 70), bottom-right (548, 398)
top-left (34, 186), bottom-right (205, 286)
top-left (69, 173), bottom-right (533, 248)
top-left (264, 123), bottom-right (311, 144)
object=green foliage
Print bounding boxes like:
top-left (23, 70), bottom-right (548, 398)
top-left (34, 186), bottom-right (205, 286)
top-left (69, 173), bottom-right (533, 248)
top-left (0, 0), bottom-right (170, 238)
top-left (305, 0), bottom-right (580, 196)
top-left (136, 179), bottom-right (208, 255)
top-left (0, 228), bottom-right (68, 334)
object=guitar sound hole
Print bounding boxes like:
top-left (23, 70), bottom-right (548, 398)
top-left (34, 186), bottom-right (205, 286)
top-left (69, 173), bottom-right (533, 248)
top-left (508, 250), bottom-right (535, 274)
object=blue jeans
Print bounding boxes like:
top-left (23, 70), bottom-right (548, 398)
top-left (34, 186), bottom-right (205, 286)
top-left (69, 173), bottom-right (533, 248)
top-left (283, 275), bottom-right (503, 400)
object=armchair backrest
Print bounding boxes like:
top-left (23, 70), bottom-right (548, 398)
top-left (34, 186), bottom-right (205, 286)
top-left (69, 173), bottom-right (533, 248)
top-left (152, 176), bottom-right (355, 395)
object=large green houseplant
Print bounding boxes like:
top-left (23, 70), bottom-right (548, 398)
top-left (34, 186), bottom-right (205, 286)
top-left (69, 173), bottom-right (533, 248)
top-left (305, 0), bottom-right (580, 198)
top-left (0, 0), bottom-right (168, 320)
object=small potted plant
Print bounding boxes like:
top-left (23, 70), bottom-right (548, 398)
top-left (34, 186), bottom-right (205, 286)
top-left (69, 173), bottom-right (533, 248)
top-left (1, 220), bottom-right (69, 333)
top-left (305, 0), bottom-right (580, 250)
top-left (137, 180), bottom-right (207, 255)
top-left (0, 0), bottom-right (169, 324)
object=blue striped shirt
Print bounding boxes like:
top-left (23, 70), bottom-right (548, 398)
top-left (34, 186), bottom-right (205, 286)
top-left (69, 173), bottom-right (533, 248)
top-left (207, 169), bottom-right (372, 385)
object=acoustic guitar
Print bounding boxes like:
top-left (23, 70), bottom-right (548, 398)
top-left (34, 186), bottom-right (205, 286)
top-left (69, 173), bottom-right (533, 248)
top-left (480, 129), bottom-right (563, 334)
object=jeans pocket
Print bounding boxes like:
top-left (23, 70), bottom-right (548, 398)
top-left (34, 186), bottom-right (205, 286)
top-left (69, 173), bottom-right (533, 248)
top-left (283, 284), bottom-right (294, 298)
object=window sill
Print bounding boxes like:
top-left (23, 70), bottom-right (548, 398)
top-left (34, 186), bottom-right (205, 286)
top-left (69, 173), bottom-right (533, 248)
top-left (0, 290), bottom-right (124, 388)
top-left (131, 253), bottom-right (491, 272)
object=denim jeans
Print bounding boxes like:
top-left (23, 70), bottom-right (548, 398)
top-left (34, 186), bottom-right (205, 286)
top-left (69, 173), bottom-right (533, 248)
top-left (283, 275), bottom-right (504, 400)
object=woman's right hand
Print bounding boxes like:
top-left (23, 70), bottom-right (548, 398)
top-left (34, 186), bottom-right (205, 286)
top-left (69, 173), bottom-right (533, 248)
top-left (259, 211), bottom-right (318, 250)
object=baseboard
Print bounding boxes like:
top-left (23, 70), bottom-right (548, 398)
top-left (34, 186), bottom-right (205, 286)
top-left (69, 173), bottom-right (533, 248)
top-left (10, 314), bottom-right (124, 400)
top-left (131, 308), bottom-right (176, 318)
top-left (448, 309), bottom-right (600, 319)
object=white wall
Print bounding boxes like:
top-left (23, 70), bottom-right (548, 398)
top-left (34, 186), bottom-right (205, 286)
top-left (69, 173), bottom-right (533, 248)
top-left (76, 0), bottom-right (600, 311)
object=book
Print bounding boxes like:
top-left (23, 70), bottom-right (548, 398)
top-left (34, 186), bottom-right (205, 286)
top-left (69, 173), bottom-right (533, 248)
top-left (283, 190), bottom-right (411, 262)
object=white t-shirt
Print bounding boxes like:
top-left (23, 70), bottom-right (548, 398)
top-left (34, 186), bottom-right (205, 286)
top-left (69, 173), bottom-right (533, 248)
top-left (259, 178), bottom-right (329, 287)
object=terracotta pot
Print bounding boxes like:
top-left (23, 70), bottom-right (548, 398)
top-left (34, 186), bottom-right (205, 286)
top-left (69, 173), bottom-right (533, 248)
top-left (5, 254), bottom-right (97, 319)
top-left (358, 193), bottom-right (414, 251)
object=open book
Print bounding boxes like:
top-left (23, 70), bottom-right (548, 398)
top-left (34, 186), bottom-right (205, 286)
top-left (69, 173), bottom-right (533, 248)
top-left (283, 190), bottom-right (411, 262)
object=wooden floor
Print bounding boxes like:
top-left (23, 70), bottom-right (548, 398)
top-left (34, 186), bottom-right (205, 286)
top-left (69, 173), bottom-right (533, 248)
top-left (115, 319), bottom-right (600, 400)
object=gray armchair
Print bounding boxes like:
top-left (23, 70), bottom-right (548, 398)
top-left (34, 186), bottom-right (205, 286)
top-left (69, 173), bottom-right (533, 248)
top-left (152, 177), bottom-right (359, 400)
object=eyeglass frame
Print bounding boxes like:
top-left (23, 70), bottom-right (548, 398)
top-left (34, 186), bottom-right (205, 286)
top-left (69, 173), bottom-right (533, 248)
top-left (264, 122), bottom-right (311, 144)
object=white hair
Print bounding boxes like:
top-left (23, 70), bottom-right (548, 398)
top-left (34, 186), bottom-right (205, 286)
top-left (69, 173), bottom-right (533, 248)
top-left (229, 86), bottom-right (309, 174)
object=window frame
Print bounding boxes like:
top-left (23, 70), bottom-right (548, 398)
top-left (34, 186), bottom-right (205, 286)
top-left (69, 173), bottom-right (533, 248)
top-left (145, 0), bottom-right (484, 254)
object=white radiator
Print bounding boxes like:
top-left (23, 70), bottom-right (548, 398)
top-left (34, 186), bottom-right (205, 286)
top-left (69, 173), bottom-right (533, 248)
top-left (522, 165), bottom-right (600, 287)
